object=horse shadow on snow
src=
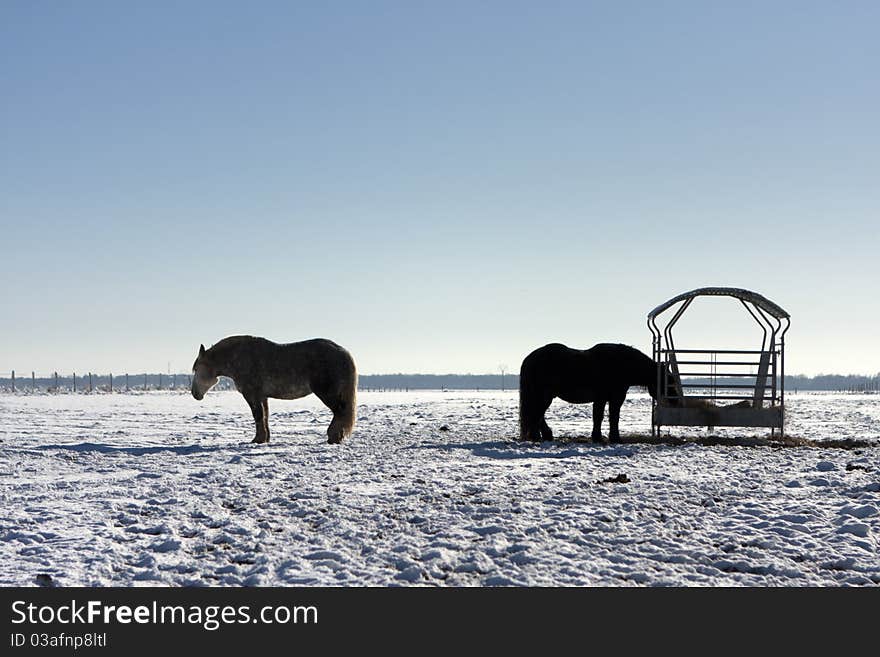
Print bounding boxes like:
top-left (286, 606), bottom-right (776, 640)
top-left (33, 442), bottom-right (240, 457)
top-left (413, 439), bottom-right (637, 460)
top-left (415, 433), bottom-right (873, 460)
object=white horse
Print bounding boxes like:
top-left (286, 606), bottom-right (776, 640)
top-left (192, 336), bottom-right (357, 444)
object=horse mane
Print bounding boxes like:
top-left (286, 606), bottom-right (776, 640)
top-left (601, 343), bottom-right (657, 387)
top-left (598, 343), bottom-right (654, 364)
top-left (205, 335), bottom-right (263, 362)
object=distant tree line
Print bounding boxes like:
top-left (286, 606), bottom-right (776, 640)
top-left (785, 373), bottom-right (880, 392)
top-left (357, 373), bottom-right (880, 392)
top-left (0, 372), bottom-right (235, 393)
top-left (1, 372), bottom-right (878, 393)
top-left (358, 374), bottom-right (517, 391)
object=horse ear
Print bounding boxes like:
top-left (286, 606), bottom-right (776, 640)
top-left (199, 344), bottom-right (206, 357)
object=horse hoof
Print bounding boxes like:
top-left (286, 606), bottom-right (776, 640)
top-left (252, 436), bottom-right (269, 444)
top-left (327, 436), bottom-right (343, 445)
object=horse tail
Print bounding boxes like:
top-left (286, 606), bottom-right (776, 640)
top-left (340, 368), bottom-right (357, 437)
top-left (518, 360), bottom-right (539, 441)
top-left (518, 386), bottom-right (530, 441)
top-left (318, 354), bottom-right (358, 445)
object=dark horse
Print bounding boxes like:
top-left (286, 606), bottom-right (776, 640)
top-left (519, 342), bottom-right (671, 443)
top-left (191, 336), bottom-right (357, 444)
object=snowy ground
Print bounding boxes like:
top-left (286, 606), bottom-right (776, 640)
top-left (0, 390), bottom-right (878, 586)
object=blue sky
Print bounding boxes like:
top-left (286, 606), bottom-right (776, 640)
top-left (2, 1), bottom-right (878, 375)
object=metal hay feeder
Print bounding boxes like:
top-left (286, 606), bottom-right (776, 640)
top-left (647, 287), bottom-right (791, 437)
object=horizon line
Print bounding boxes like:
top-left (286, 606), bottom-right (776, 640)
top-left (2, 371), bottom-right (879, 380)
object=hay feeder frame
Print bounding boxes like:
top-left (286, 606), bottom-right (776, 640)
top-left (647, 287), bottom-right (790, 437)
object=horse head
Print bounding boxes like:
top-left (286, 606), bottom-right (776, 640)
top-left (191, 343), bottom-right (219, 400)
top-left (649, 363), bottom-right (681, 405)
top-left (660, 365), bottom-right (681, 405)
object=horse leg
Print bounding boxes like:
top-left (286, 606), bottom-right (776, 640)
top-left (520, 418), bottom-right (540, 442)
top-left (520, 385), bottom-right (553, 442)
top-left (262, 398), bottom-right (270, 442)
top-left (245, 393), bottom-right (269, 444)
top-left (592, 400), bottom-right (607, 442)
top-left (531, 395), bottom-right (554, 442)
top-left (522, 405), bottom-right (552, 442)
top-left (327, 406), bottom-right (346, 445)
top-left (608, 397), bottom-right (624, 443)
top-left (314, 387), bottom-right (352, 445)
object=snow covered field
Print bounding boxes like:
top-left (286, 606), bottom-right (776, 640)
top-left (1, 390), bottom-right (878, 586)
